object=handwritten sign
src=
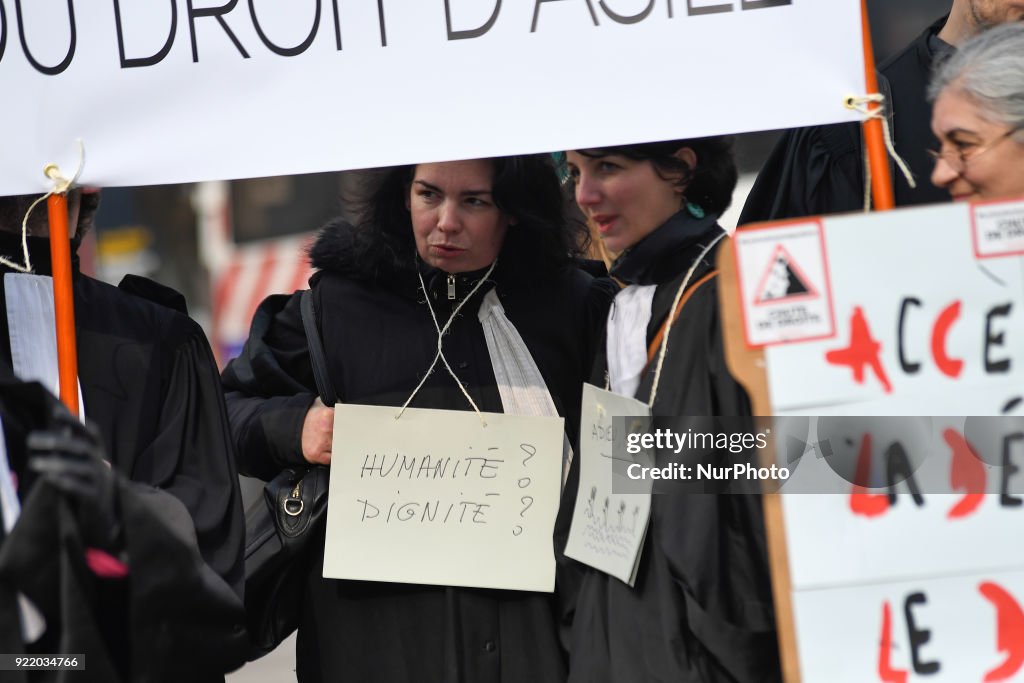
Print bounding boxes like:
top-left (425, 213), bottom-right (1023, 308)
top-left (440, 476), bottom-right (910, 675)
top-left (565, 384), bottom-right (652, 586)
top-left (322, 404), bottom-right (564, 592)
top-left (0, 1), bottom-right (865, 194)
top-left (729, 200), bottom-right (1024, 681)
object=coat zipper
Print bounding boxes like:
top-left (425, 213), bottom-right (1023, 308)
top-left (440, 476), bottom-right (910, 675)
top-left (447, 274), bottom-right (456, 300)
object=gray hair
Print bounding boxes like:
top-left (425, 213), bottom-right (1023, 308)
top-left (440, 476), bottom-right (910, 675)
top-left (928, 23), bottom-right (1024, 141)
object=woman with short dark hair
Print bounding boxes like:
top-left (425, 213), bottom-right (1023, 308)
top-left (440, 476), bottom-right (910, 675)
top-left (560, 138), bottom-right (781, 682)
top-left (223, 154), bottom-right (611, 682)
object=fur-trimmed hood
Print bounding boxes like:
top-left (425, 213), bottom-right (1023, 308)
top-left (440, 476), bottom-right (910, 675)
top-left (307, 217), bottom-right (412, 283)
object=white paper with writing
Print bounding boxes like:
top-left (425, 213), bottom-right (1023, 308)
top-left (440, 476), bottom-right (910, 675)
top-left (565, 383), bottom-right (652, 587)
top-left (323, 404), bottom-right (564, 592)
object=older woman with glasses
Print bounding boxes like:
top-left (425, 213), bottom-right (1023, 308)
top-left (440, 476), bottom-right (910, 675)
top-left (929, 22), bottom-right (1024, 201)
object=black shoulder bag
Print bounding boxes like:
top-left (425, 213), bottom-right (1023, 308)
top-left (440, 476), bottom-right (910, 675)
top-left (243, 289), bottom-right (335, 659)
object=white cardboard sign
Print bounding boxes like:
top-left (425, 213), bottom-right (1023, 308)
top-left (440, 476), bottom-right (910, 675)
top-left (322, 404), bottom-right (564, 592)
top-left (0, 0), bottom-right (866, 193)
top-left (762, 203), bottom-right (1024, 414)
top-left (565, 383), bottom-right (652, 587)
top-left (733, 200), bottom-right (1024, 682)
top-left (793, 571), bottom-right (1024, 683)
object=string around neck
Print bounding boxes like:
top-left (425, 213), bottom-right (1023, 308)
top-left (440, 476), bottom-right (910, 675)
top-left (647, 231), bottom-right (726, 408)
top-left (395, 258), bottom-right (498, 425)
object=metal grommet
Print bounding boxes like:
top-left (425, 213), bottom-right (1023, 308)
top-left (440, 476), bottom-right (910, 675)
top-left (284, 499), bottom-right (304, 516)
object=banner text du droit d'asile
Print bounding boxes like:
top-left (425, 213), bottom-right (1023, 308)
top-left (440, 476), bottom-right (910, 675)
top-left (1, 0), bottom-right (794, 75)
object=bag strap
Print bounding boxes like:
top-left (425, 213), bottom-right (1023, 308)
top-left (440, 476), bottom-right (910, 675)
top-left (645, 270), bottom-right (718, 364)
top-left (300, 289), bottom-right (337, 405)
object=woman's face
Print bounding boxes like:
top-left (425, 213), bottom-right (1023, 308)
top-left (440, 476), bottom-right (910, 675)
top-left (566, 151), bottom-right (687, 253)
top-left (409, 159), bottom-right (513, 273)
top-left (930, 87), bottom-right (1024, 202)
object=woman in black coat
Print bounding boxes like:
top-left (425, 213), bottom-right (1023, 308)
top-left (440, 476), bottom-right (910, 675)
top-left (560, 139), bottom-right (782, 682)
top-left (223, 155), bottom-right (611, 683)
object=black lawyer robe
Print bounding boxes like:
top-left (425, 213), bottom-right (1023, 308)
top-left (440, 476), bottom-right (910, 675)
top-left (0, 233), bottom-right (248, 681)
top-left (556, 212), bottom-right (781, 683)
top-left (739, 16), bottom-right (954, 225)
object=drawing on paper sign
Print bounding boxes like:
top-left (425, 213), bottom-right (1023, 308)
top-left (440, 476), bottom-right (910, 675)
top-left (755, 245), bottom-right (818, 304)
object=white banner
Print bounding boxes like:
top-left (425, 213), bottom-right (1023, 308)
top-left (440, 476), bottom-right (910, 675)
top-left (0, 0), bottom-right (866, 193)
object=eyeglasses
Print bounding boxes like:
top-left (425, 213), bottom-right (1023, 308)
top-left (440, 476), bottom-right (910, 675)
top-left (928, 126), bottom-right (1022, 173)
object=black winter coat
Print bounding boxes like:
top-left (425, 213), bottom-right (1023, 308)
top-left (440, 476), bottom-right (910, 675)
top-left (556, 212), bottom-right (781, 683)
top-left (0, 234), bottom-right (248, 682)
top-left (222, 219), bottom-right (612, 683)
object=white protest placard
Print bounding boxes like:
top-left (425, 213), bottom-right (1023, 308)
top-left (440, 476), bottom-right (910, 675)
top-left (727, 200), bottom-right (1024, 681)
top-left (792, 571), bottom-right (1024, 683)
top-left (759, 202), bottom-right (1024, 414)
top-left (0, 1), bottom-right (865, 193)
top-left (565, 383), bottom-right (652, 587)
top-left (322, 404), bottom-right (564, 592)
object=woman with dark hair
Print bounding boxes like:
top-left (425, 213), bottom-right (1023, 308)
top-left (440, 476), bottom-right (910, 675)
top-left (560, 139), bottom-right (781, 682)
top-left (222, 155), bottom-right (610, 682)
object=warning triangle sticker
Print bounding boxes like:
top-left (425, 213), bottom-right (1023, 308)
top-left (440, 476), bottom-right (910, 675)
top-left (754, 245), bottom-right (819, 304)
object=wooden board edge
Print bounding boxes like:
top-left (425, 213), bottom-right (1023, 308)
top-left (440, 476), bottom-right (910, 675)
top-left (716, 237), bottom-right (801, 683)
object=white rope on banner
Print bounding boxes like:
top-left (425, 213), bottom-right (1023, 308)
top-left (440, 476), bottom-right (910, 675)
top-left (844, 94), bottom-right (916, 212)
top-left (1, 141), bottom-right (86, 274)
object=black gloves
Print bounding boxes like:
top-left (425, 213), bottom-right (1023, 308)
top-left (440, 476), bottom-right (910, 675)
top-left (27, 411), bottom-right (121, 550)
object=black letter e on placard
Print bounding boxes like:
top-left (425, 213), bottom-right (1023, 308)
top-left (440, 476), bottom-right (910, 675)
top-left (904, 592), bottom-right (941, 674)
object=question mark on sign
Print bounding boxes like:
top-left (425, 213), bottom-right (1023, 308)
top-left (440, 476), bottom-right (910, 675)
top-left (520, 443), bottom-right (536, 466)
top-left (520, 495), bottom-right (533, 517)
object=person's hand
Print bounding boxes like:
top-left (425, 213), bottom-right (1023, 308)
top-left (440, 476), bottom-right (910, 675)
top-left (28, 413), bottom-right (120, 550)
top-left (301, 398), bottom-right (334, 465)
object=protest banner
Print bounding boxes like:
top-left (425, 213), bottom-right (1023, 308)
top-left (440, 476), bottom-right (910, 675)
top-left (720, 197), bottom-right (1024, 682)
top-left (1, 0), bottom-right (866, 194)
top-left (322, 404), bottom-right (564, 592)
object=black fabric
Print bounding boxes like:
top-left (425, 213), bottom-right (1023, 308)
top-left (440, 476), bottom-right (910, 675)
top-left (555, 211), bottom-right (780, 683)
top-left (739, 16), bottom-right (954, 225)
top-left (222, 219), bottom-right (614, 683)
top-left (0, 233), bottom-right (247, 681)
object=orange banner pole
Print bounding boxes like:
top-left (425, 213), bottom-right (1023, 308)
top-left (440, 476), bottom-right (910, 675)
top-left (861, 0), bottom-right (895, 211)
top-left (46, 193), bottom-right (80, 416)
